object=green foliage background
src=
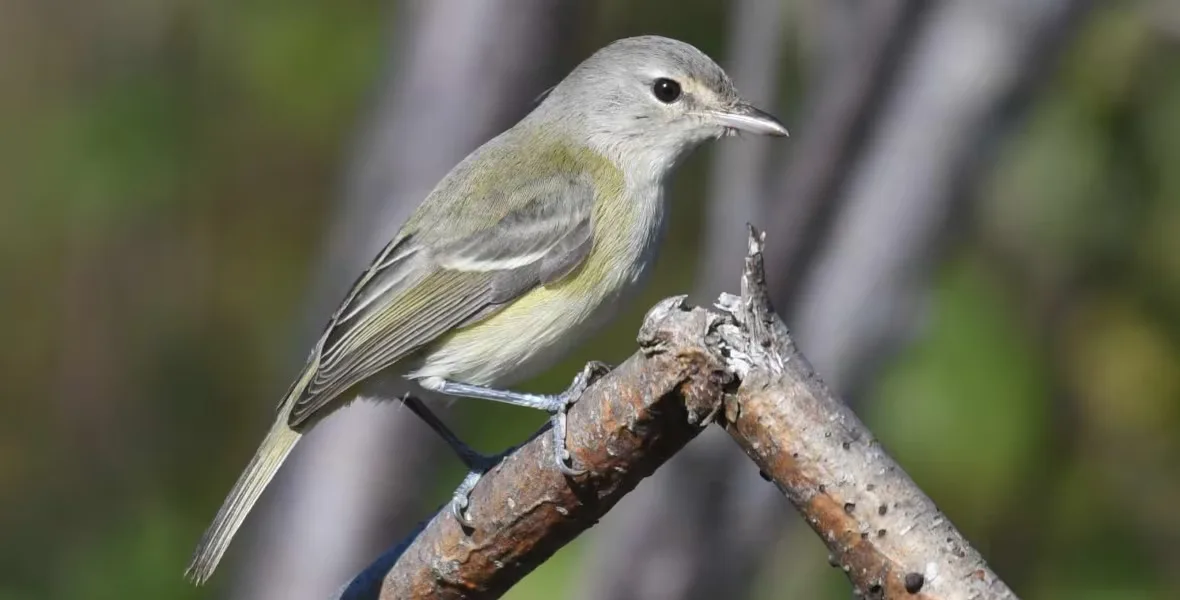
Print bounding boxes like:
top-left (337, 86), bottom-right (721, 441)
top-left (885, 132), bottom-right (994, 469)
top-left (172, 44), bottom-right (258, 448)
top-left (1, 0), bottom-right (1177, 598)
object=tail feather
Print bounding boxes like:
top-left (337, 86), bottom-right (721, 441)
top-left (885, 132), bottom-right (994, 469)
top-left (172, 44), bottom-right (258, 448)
top-left (185, 406), bottom-right (302, 585)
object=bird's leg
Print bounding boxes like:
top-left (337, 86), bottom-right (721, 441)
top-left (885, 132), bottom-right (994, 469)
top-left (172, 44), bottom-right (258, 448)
top-left (398, 395), bottom-right (515, 527)
top-left (423, 361), bottom-right (612, 479)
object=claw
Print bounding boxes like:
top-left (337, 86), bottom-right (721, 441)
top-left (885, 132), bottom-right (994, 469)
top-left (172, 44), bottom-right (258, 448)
top-left (550, 399), bottom-right (586, 477)
top-left (545, 361), bottom-right (612, 477)
top-left (451, 493), bottom-right (472, 527)
top-left (446, 449), bottom-right (515, 528)
top-left (448, 465), bottom-right (480, 528)
top-left (556, 453), bottom-right (586, 477)
top-left (565, 361), bottom-right (612, 398)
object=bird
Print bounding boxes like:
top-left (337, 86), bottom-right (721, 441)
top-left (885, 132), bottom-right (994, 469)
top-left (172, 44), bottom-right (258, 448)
top-left (185, 34), bottom-right (788, 585)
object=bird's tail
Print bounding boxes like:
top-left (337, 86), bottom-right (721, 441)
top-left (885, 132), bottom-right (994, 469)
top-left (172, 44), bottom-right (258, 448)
top-left (185, 385), bottom-right (306, 585)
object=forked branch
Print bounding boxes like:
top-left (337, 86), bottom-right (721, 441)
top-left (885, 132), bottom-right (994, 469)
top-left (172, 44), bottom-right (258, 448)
top-left (338, 227), bottom-right (1015, 600)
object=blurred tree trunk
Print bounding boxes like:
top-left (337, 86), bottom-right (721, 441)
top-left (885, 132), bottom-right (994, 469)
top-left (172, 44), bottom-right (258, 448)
top-left (229, 2), bottom-right (575, 598)
top-left (577, 1), bottom-right (1090, 599)
top-left (784, 0), bottom-right (1089, 398)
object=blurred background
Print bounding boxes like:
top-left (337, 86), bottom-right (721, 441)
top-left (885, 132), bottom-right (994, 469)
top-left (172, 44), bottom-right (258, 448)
top-left (2, 0), bottom-right (1178, 598)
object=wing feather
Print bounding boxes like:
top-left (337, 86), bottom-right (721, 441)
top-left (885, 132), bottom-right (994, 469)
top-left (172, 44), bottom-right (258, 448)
top-left (286, 175), bottom-right (596, 427)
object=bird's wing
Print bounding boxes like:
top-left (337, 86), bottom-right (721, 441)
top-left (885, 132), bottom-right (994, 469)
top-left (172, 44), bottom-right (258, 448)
top-left (286, 175), bottom-right (596, 427)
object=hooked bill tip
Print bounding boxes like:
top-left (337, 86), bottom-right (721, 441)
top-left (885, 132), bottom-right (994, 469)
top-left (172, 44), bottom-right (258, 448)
top-left (711, 104), bottom-right (789, 137)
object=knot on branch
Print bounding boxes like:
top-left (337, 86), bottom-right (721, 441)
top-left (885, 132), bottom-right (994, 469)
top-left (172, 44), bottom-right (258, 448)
top-left (636, 294), bottom-right (733, 427)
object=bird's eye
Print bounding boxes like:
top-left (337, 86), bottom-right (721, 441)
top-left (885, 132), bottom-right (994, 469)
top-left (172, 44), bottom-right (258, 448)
top-left (652, 78), bottom-right (682, 103)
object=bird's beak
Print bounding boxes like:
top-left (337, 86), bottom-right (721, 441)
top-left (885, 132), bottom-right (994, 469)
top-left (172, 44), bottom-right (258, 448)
top-left (710, 102), bottom-right (789, 137)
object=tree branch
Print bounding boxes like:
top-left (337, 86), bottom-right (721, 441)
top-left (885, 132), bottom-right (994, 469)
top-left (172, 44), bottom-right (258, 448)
top-left (339, 299), bottom-right (731, 599)
top-left (340, 228), bottom-right (1016, 600)
top-left (716, 229), bottom-right (1016, 599)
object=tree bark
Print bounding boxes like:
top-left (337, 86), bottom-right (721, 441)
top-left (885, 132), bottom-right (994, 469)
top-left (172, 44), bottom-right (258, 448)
top-left (338, 228), bottom-right (1016, 600)
top-left (717, 231), bottom-right (1014, 600)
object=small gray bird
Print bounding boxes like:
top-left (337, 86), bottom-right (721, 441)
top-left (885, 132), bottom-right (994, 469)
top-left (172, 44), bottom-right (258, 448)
top-left (186, 34), bottom-right (787, 584)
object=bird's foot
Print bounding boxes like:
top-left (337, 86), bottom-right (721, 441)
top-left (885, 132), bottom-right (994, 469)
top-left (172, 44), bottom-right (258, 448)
top-left (446, 445), bottom-right (516, 527)
top-left (399, 394), bottom-right (513, 527)
top-left (546, 361), bottom-right (612, 476)
top-left (421, 360), bottom-right (612, 481)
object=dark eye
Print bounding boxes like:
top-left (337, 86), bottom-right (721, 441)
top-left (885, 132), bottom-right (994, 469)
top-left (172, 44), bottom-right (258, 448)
top-left (652, 78), bottom-right (682, 103)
